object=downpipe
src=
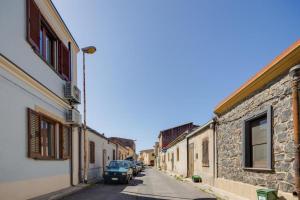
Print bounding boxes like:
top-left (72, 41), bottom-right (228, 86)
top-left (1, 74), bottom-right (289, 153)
top-left (289, 64), bottom-right (300, 198)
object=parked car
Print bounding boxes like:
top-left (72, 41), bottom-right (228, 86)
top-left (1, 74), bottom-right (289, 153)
top-left (135, 161), bottom-right (142, 172)
top-left (130, 161), bottom-right (139, 176)
top-left (136, 161), bottom-right (144, 171)
top-left (103, 160), bottom-right (133, 184)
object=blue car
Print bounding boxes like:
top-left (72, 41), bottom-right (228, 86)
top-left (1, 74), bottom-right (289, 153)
top-left (103, 160), bottom-right (133, 184)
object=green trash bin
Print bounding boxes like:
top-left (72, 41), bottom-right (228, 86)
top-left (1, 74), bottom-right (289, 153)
top-left (256, 189), bottom-right (278, 200)
top-left (192, 175), bottom-right (202, 183)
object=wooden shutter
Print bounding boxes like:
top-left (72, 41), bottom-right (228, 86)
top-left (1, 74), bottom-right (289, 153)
top-left (89, 141), bottom-right (95, 163)
top-left (27, 0), bottom-right (40, 51)
top-left (60, 125), bottom-right (71, 159)
top-left (58, 41), bottom-right (70, 80)
top-left (202, 138), bottom-right (209, 167)
top-left (28, 108), bottom-right (41, 158)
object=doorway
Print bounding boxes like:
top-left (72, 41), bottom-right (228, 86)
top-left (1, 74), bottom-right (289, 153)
top-left (188, 143), bottom-right (194, 177)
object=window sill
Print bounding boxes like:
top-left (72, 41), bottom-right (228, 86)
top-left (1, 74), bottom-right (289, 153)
top-left (31, 157), bottom-right (69, 161)
top-left (243, 167), bottom-right (273, 172)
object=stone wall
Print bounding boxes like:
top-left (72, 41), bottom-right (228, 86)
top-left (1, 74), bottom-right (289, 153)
top-left (216, 72), bottom-right (295, 193)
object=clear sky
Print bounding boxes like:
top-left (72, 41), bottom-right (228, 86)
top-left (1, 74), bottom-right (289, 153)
top-left (52, 0), bottom-right (300, 152)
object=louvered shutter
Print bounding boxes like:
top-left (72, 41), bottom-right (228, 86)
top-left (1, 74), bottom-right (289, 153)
top-left (58, 41), bottom-right (70, 80)
top-left (27, 0), bottom-right (40, 51)
top-left (28, 108), bottom-right (41, 158)
top-left (59, 125), bottom-right (71, 159)
top-left (202, 139), bottom-right (209, 167)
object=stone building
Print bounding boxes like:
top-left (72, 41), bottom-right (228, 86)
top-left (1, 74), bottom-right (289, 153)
top-left (214, 40), bottom-right (300, 200)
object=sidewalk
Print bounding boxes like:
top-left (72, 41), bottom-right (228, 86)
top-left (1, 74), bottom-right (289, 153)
top-left (29, 184), bottom-right (89, 200)
top-left (159, 169), bottom-right (247, 200)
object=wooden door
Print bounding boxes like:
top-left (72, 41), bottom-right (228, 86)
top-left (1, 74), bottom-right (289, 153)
top-left (188, 143), bottom-right (194, 177)
top-left (102, 149), bottom-right (107, 173)
top-left (171, 153), bottom-right (174, 171)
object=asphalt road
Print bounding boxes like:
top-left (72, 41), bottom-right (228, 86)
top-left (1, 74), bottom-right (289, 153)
top-left (62, 168), bottom-right (215, 200)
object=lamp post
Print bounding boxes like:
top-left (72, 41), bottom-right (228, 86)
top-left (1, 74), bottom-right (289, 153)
top-left (81, 46), bottom-right (96, 183)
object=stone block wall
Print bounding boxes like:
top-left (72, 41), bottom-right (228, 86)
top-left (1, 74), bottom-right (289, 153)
top-left (216, 72), bottom-right (295, 193)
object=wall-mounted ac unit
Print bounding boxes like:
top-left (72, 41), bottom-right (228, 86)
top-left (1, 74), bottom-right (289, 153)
top-left (64, 82), bottom-right (81, 104)
top-left (66, 109), bottom-right (81, 125)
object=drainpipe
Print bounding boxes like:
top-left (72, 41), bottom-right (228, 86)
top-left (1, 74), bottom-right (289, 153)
top-left (289, 64), bottom-right (300, 198)
top-left (211, 119), bottom-right (216, 185)
top-left (78, 126), bottom-right (82, 183)
top-left (70, 125), bottom-right (74, 186)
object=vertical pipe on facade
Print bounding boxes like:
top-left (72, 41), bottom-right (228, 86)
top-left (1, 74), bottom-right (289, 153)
top-left (78, 127), bottom-right (82, 183)
top-left (289, 64), bottom-right (300, 198)
top-left (70, 125), bottom-right (74, 186)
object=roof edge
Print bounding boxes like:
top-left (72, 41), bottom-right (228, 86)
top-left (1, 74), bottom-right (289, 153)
top-left (214, 39), bottom-right (300, 115)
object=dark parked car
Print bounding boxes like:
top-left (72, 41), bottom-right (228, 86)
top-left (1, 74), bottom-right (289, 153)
top-left (103, 160), bottom-right (133, 184)
top-left (130, 161), bottom-right (139, 176)
top-left (136, 161), bottom-right (144, 171)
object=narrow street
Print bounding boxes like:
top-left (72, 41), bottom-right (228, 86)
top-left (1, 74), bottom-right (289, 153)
top-left (62, 168), bottom-right (215, 200)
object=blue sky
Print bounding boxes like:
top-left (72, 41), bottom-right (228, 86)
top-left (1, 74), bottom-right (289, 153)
top-left (52, 0), bottom-right (300, 152)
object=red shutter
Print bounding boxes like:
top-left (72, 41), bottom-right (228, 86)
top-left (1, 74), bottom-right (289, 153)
top-left (27, 0), bottom-right (40, 51)
top-left (28, 108), bottom-right (41, 158)
top-left (58, 41), bottom-right (70, 81)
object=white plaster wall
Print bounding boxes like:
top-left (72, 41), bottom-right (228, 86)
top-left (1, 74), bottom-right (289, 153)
top-left (0, 0), bottom-right (78, 98)
top-left (86, 131), bottom-right (117, 181)
top-left (188, 127), bottom-right (214, 184)
top-left (166, 139), bottom-right (187, 177)
top-left (0, 66), bottom-right (71, 199)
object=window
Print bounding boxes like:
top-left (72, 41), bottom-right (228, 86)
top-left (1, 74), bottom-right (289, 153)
top-left (40, 117), bottom-right (55, 158)
top-left (176, 147), bottom-right (179, 161)
top-left (202, 138), bottom-right (209, 167)
top-left (28, 108), bottom-right (70, 160)
top-left (27, 0), bottom-right (71, 81)
top-left (195, 153), bottom-right (198, 159)
top-left (89, 141), bottom-right (95, 163)
top-left (113, 149), bottom-right (116, 160)
top-left (243, 106), bottom-right (272, 169)
top-left (39, 24), bottom-right (55, 66)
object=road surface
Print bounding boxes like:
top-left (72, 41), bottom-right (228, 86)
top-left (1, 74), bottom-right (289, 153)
top-left (62, 168), bottom-right (215, 200)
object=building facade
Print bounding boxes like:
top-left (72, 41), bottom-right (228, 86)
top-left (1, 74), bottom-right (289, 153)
top-left (139, 149), bottom-right (155, 166)
top-left (186, 120), bottom-right (215, 185)
top-left (109, 137), bottom-right (136, 159)
top-left (0, 0), bottom-right (81, 199)
top-left (83, 127), bottom-right (116, 183)
top-left (157, 123), bottom-right (197, 169)
top-left (214, 40), bottom-right (300, 200)
top-left (165, 135), bottom-right (188, 177)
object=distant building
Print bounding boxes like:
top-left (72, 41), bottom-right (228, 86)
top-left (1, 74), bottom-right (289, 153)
top-left (81, 127), bottom-right (117, 183)
top-left (139, 149), bottom-right (155, 166)
top-left (157, 122), bottom-right (197, 170)
top-left (109, 137), bottom-right (136, 159)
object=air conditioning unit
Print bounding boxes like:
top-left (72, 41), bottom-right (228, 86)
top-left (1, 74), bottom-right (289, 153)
top-left (64, 82), bottom-right (81, 104)
top-left (66, 109), bottom-right (81, 125)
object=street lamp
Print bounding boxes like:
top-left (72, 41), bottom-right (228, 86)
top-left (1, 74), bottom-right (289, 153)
top-left (82, 46), bottom-right (96, 183)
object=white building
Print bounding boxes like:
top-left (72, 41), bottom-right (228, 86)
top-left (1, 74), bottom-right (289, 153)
top-left (0, 0), bottom-right (81, 199)
top-left (83, 127), bottom-right (117, 183)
